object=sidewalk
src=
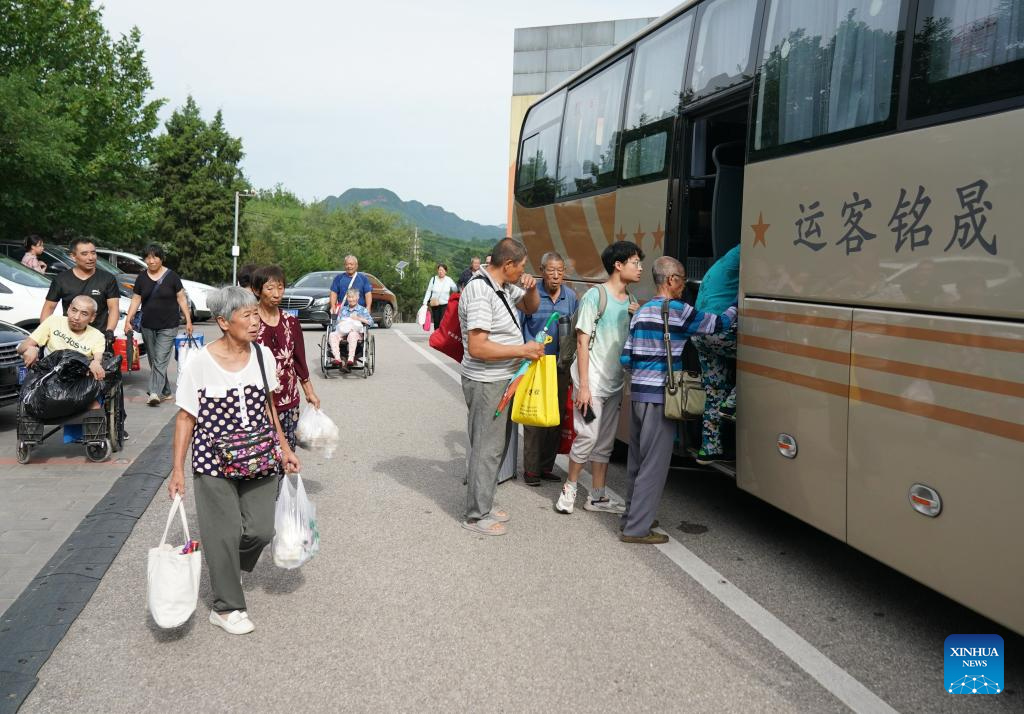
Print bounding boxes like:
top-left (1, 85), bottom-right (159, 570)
top-left (0, 338), bottom-right (194, 616)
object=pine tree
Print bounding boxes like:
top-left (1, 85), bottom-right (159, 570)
top-left (151, 97), bottom-right (249, 283)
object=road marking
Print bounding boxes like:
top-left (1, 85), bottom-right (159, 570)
top-left (394, 328), bottom-right (462, 383)
top-left (396, 325), bottom-right (898, 714)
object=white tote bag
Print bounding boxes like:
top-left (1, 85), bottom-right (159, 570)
top-left (147, 495), bottom-right (201, 628)
top-left (177, 335), bottom-right (203, 375)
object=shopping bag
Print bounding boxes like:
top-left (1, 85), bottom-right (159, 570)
top-left (295, 405), bottom-right (339, 458)
top-left (428, 294), bottom-right (465, 362)
top-left (273, 474), bottom-right (319, 569)
top-left (511, 355), bottom-right (559, 427)
top-left (557, 384), bottom-right (576, 454)
top-left (147, 495), bottom-right (201, 629)
top-left (177, 334), bottom-right (203, 374)
top-left (417, 305), bottom-right (431, 332)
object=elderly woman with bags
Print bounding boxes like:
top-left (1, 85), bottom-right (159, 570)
top-left (169, 286), bottom-right (301, 635)
top-left (252, 265), bottom-right (320, 448)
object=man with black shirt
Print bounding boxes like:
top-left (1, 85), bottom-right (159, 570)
top-left (40, 237), bottom-right (121, 338)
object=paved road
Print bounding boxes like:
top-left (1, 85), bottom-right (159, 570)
top-left (11, 325), bottom-right (1022, 712)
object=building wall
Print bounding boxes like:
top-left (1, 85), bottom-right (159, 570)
top-left (507, 18), bottom-right (656, 229)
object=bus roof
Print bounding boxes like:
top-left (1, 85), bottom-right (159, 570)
top-left (528, 0), bottom-right (700, 106)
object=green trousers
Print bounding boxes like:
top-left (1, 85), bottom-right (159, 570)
top-left (193, 472), bottom-right (278, 613)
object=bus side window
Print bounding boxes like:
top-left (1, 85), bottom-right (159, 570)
top-left (621, 14), bottom-right (694, 185)
top-left (908, 0), bottom-right (1024, 119)
top-left (687, 0), bottom-right (759, 102)
top-left (752, 0), bottom-right (902, 156)
top-left (556, 58), bottom-right (630, 198)
top-left (516, 91), bottom-right (565, 207)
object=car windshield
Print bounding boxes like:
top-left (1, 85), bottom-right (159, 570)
top-left (294, 273), bottom-right (336, 289)
top-left (0, 256), bottom-right (51, 288)
top-left (50, 246), bottom-right (121, 275)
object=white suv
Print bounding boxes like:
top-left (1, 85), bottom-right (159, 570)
top-left (96, 248), bottom-right (213, 321)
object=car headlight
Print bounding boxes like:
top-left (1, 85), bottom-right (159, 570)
top-left (311, 297), bottom-right (330, 308)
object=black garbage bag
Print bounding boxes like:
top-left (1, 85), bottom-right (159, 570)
top-left (21, 350), bottom-right (103, 421)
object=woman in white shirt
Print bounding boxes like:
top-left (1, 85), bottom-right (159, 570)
top-left (169, 286), bottom-right (300, 635)
top-left (422, 263), bottom-right (458, 330)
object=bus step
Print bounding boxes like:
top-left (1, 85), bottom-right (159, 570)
top-left (686, 448), bottom-right (737, 479)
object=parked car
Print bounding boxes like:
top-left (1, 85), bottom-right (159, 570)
top-left (0, 241), bottom-right (132, 298)
top-left (0, 254), bottom-right (140, 352)
top-left (282, 271), bottom-right (397, 329)
top-left (0, 321), bottom-right (29, 408)
top-left (0, 255), bottom-right (62, 329)
top-left (95, 248), bottom-right (213, 321)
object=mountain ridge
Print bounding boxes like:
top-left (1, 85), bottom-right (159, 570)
top-left (321, 188), bottom-right (506, 242)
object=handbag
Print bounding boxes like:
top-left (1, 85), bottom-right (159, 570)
top-left (427, 277), bottom-right (440, 307)
top-left (512, 355), bottom-right (560, 427)
top-left (147, 494), bottom-right (201, 628)
top-left (132, 269), bottom-right (170, 332)
top-left (661, 300), bottom-right (706, 421)
top-left (213, 346), bottom-right (284, 479)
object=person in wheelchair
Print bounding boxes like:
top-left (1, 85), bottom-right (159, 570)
top-left (328, 288), bottom-right (374, 370)
top-left (18, 295), bottom-right (108, 407)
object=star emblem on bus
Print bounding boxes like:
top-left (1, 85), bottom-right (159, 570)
top-left (752, 212), bottom-right (770, 246)
top-left (651, 222), bottom-right (664, 250)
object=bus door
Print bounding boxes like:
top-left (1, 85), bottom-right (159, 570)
top-left (671, 101), bottom-right (750, 463)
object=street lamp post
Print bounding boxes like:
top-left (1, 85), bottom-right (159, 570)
top-left (232, 190), bottom-right (257, 285)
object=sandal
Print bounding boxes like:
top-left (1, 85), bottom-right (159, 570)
top-left (460, 517), bottom-right (507, 536)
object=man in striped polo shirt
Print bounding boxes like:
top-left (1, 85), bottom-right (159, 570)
top-left (459, 238), bottom-right (543, 536)
top-left (618, 256), bottom-right (737, 544)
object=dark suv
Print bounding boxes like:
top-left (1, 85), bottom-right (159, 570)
top-left (0, 321), bottom-right (29, 407)
top-left (282, 271), bottom-right (397, 329)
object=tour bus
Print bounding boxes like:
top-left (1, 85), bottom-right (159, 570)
top-left (510, 0), bottom-right (1023, 634)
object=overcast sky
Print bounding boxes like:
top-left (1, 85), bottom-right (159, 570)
top-left (99, 0), bottom-right (676, 227)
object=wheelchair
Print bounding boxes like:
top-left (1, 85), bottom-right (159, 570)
top-left (318, 312), bottom-right (375, 379)
top-left (16, 351), bottom-right (126, 464)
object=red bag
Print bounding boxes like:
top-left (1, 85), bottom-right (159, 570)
top-left (557, 384), bottom-right (576, 454)
top-left (428, 293), bottom-right (465, 362)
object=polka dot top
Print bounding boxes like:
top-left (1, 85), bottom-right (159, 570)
top-left (175, 344), bottom-right (281, 478)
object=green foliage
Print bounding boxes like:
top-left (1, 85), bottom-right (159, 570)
top-left (242, 193), bottom-right (494, 318)
top-left (150, 97), bottom-right (249, 283)
top-left (0, 0), bottom-right (164, 243)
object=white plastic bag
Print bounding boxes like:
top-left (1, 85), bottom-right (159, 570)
top-left (273, 473), bottom-right (319, 569)
top-left (295, 406), bottom-right (340, 458)
top-left (417, 305), bottom-right (431, 332)
top-left (147, 495), bottom-right (201, 628)
top-left (177, 335), bottom-right (203, 374)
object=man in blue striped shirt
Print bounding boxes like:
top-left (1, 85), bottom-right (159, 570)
top-left (618, 256), bottom-right (737, 544)
top-left (521, 251), bottom-right (578, 486)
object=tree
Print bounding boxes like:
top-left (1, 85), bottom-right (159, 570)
top-left (151, 97), bottom-right (248, 283)
top-left (241, 193), bottom-right (493, 319)
top-left (0, 0), bottom-right (163, 242)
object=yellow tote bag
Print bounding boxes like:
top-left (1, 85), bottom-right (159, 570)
top-left (512, 355), bottom-right (560, 427)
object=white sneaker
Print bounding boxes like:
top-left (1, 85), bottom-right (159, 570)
top-left (209, 610), bottom-right (254, 635)
top-left (147, 393), bottom-right (160, 406)
top-left (555, 483), bottom-right (577, 514)
top-left (583, 497), bottom-right (626, 514)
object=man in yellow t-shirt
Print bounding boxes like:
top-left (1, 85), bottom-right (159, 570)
top-left (19, 295), bottom-right (107, 381)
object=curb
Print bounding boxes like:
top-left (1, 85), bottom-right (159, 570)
top-left (0, 417), bottom-right (176, 713)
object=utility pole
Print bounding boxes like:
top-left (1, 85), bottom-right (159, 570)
top-left (232, 190), bottom-right (256, 285)
top-left (413, 226), bottom-right (419, 267)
